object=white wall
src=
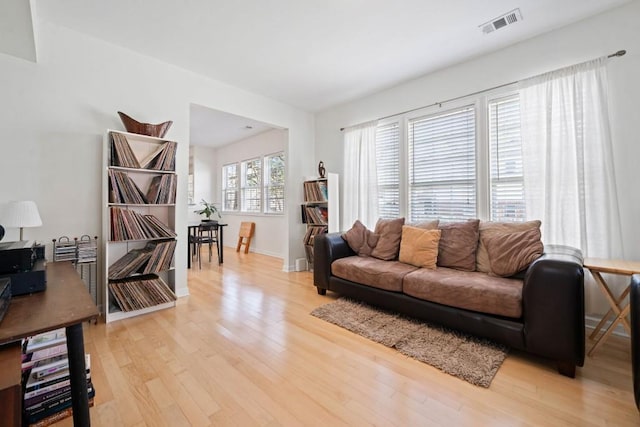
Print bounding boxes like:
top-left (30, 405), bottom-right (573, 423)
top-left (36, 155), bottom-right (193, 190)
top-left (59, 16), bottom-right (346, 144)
top-left (189, 144), bottom-right (218, 222)
top-left (315, 1), bottom-right (640, 316)
top-left (214, 129), bottom-right (288, 258)
top-left (0, 16), bottom-right (315, 298)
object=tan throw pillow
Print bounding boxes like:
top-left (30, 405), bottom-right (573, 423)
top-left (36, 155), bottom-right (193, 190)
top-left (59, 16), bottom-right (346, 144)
top-left (436, 219), bottom-right (480, 271)
top-left (341, 220), bottom-right (380, 256)
top-left (370, 217), bottom-right (405, 260)
top-left (406, 219), bottom-right (439, 230)
top-left (483, 227), bottom-right (544, 277)
top-left (398, 226), bottom-right (441, 269)
top-left (476, 220), bottom-right (542, 273)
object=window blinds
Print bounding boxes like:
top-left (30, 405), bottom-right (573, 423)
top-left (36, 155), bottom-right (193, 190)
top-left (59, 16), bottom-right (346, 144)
top-left (264, 152), bottom-right (285, 213)
top-left (375, 123), bottom-right (400, 219)
top-left (242, 158), bottom-right (262, 212)
top-left (408, 106), bottom-right (476, 222)
top-left (222, 163), bottom-right (239, 211)
top-left (488, 95), bottom-right (526, 222)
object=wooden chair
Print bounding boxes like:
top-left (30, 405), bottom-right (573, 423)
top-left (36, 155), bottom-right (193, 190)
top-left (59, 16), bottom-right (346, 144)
top-left (236, 222), bottom-right (255, 254)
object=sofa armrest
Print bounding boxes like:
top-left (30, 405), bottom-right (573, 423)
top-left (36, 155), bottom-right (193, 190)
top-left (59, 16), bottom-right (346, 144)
top-left (522, 245), bottom-right (585, 370)
top-left (313, 232), bottom-right (355, 291)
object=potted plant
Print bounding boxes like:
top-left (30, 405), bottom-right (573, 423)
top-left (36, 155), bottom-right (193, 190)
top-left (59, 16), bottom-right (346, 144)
top-left (194, 199), bottom-right (221, 222)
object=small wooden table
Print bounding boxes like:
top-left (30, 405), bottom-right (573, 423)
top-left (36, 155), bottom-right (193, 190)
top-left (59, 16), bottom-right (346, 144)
top-left (0, 262), bottom-right (99, 426)
top-left (584, 258), bottom-right (640, 356)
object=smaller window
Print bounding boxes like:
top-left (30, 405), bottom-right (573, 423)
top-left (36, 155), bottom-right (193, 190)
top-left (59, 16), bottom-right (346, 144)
top-left (222, 163), bottom-right (239, 212)
top-left (376, 123), bottom-right (400, 219)
top-left (488, 95), bottom-right (525, 222)
top-left (264, 152), bottom-right (285, 214)
top-left (241, 158), bottom-right (262, 212)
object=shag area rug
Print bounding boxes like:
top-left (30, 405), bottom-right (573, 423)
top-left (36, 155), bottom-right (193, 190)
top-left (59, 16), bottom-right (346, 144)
top-left (311, 298), bottom-right (508, 387)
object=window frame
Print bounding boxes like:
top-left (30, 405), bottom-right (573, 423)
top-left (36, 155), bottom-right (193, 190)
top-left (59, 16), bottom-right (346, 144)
top-left (405, 99), bottom-right (480, 222)
top-left (222, 152), bottom-right (286, 216)
top-left (373, 85), bottom-right (525, 223)
top-left (221, 162), bottom-right (239, 212)
top-left (263, 151), bottom-right (286, 214)
top-left (240, 157), bottom-right (262, 213)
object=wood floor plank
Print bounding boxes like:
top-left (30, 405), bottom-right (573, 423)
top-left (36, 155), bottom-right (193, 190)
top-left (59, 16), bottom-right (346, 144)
top-left (55, 247), bottom-right (640, 426)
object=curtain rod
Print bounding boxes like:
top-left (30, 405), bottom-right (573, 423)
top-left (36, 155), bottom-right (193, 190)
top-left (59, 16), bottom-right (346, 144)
top-left (339, 49), bottom-right (626, 131)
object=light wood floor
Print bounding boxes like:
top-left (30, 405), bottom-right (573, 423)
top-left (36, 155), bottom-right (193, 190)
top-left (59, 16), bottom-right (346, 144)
top-left (58, 249), bottom-right (638, 426)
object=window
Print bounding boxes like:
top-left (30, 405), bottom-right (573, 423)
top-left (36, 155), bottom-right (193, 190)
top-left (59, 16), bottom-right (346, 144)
top-left (241, 158), bottom-right (262, 213)
top-left (375, 123), bottom-right (400, 219)
top-left (264, 152), bottom-right (285, 213)
top-left (222, 163), bottom-right (239, 211)
top-left (222, 154), bottom-right (286, 215)
top-left (488, 95), bottom-right (525, 222)
top-left (374, 90), bottom-right (527, 223)
top-left (408, 105), bottom-right (476, 222)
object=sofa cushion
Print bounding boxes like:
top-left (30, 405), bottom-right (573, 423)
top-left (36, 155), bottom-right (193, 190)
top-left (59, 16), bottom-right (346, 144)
top-left (403, 267), bottom-right (523, 318)
top-left (436, 219), bottom-right (480, 271)
top-left (342, 220), bottom-right (380, 256)
top-left (483, 227), bottom-right (544, 277)
top-left (332, 256), bottom-right (418, 292)
top-left (370, 217), bottom-right (405, 261)
top-left (477, 220), bottom-right (542, 273)
top-left (398, 226), bottom-right (441, 269)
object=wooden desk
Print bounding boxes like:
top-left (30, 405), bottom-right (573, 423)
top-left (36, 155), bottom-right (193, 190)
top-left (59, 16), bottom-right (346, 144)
top-left (187, 222), bottom-right (228, 268)
top-left (584, 258), bottom-right (640, 356)
top-left (0, 262), bottom-right (99, 426)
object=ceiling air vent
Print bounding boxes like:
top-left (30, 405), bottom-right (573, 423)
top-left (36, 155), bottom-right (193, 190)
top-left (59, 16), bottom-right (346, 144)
top-left (480, 8), bottom-right (522, 34)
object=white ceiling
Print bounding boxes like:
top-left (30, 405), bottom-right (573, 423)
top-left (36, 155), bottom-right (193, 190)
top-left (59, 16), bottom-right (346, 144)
top-left (35, 0), bottom-right (630, 146)
top-left (189, 104), bottom-right (274, 147)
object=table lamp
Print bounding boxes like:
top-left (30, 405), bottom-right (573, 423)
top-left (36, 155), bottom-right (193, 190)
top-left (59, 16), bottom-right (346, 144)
top-left (0, 200), bottom-right (42, 241)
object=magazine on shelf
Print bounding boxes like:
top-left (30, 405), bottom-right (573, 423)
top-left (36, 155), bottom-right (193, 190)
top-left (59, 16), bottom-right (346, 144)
top-left (24, 329), bottom-right (66, 354)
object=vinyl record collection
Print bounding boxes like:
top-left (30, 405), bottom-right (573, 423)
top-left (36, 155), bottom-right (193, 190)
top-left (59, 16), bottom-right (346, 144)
top-left (109, 275), bottom-right (177, 312)
top-left (108, 240), bottom-right (176, 280)
top-left (110, 207), bottom-right (177, 241)
top-left (110, 132), bottom-right (176, 171)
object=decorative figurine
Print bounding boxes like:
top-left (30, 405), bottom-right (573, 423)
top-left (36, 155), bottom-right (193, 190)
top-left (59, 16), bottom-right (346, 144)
top-left (318, 161), bottom-right (326, 178)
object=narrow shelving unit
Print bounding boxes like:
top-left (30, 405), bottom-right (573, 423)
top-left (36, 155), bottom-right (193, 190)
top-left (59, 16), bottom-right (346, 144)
top-left (102, 130), bottom-right (178, 323)
top-left (302, 173), bottom-right (339, 269)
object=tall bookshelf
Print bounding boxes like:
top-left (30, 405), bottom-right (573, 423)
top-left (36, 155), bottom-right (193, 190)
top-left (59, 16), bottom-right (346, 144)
top-left (102, 130), bottom-right (178, 323)
top-left (302, 173), bottom-right (339, 268)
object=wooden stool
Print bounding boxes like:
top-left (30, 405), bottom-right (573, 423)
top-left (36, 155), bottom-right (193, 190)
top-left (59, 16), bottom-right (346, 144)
top-left (236, 222), bottom-right (255, 254)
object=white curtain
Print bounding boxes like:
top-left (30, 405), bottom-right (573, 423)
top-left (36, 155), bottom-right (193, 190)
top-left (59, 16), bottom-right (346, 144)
top-left (519, 57), bottom-right (624, 313)
top-left (342, 121), bottom-right (379, 229)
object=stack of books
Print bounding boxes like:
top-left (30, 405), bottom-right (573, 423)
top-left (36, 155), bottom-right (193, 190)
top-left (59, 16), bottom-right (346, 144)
top-left (21, 329), bottom-right (94, 427)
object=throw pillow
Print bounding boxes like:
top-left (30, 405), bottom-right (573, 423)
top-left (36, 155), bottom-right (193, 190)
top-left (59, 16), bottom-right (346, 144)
top-left (476, 220), bottom-right (542, 273)
top-left (436, 219), bottom-right (480, 271)
top-left (370, 217), bottom-right (405, 260)
top-left (341, 220), bottom-right (380, 256)
top-left (483, 227), bottom-right (544, 277)
top-left (398, 226), bottom-right (441, 269)
top-left (406, 219), bottom-right (439, 230)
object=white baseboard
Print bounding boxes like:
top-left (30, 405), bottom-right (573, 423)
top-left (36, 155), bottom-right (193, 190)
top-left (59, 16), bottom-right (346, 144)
top-left (585, 314), bottom-right (629, 338)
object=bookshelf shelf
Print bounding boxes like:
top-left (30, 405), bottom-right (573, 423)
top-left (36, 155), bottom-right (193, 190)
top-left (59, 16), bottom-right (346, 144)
top-left (102, 130), bottom-right (178, 323)
top-left (302, 173), bottom-right (339, 269)
top-left (105, 301), bottom-right (176, 323)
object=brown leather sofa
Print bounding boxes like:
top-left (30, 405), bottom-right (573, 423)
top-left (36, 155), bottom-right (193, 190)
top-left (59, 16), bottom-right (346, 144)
top-left (314, 232), bottom-right (585, 377)
top-left (631, 274), bottom-right (639, 410)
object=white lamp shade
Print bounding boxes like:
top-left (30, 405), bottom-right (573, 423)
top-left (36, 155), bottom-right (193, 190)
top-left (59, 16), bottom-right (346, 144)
top-left (1, 200), bottom-right (43, 228)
